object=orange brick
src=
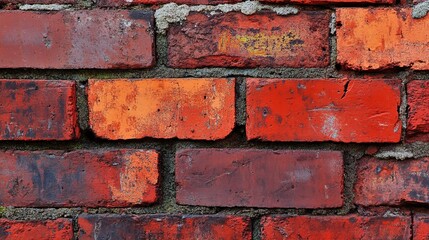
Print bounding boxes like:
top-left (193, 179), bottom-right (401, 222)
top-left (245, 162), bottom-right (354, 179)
top-left (263, 0), bottom-right (393, 4)
top-left (337, 8), bottom-right (429, 70)
top-left (88, 78), bottom-right (235, 140)
top-left (246, 79), bottom-right (401, 143)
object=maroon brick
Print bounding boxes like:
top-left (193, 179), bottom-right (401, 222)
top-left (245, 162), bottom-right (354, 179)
top-left (176, 149), bottom-right (343, 208)
top-left (168, 11), bottom-right (330, 68)
top-left (0, 10), bottom-right (154, 69)
top-left (0, 0), bottom-right (75, 3)
top-left (78, 214), bottom-right (251, 240)
top-left (0, 79), bottom-right (79, 140)
top-left (355, 157), bottom-right (429, 206)
top-left (0, 150), bottom-right (159, 207)
top-left (407, 80), bottom-right (429, 142)
top-left (0, 219), bottom-right (73, 240)
top-left (261, 215), bottom-right (411, 239)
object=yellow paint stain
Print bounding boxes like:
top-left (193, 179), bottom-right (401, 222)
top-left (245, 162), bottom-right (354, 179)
top-left (110, 151), bottom-right (158, 203)
top-left (218, 31), bottom-right (304, 57)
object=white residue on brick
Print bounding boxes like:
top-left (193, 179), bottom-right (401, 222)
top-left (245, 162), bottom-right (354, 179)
top-left (19, 4), bottom-right (72, 11)
top-left (155, 1), bottom-right (299, 34)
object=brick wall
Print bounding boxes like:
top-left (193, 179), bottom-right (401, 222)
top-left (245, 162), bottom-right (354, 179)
top-left (0, 0), bottom-right (428, 238)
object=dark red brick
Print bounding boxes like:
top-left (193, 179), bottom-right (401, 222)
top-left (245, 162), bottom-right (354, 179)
top-left (407, 80), bottom-right (429, 142)
top-left (78, 214), bottom-right (251, 240)
top-left (176, 149), bottom-right (343, 208)
top-left (0, 79), bottom-right (79, 140)
top-left (246, 78), bottom-right (401, 143)
top-left (261, 215), bottom-right (411, 239)
top-left (355, 157), bottom-right (429, 206)
top-left (1, 0), bottom-right (75, 3)
top-left (0, 150), bottom-right (158, 207)
top-left (0, 219), bottom-right (72, 240)
top-left (98, 0), bottom-right (239, 6)
top-left (0, 10), bottom-right (154, 69)
top-left (168, 11), bottom-right (330, 68)
top-left (414, 214), bottom-right (429, 240)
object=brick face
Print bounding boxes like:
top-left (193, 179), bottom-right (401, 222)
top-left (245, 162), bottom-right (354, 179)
top-left (355, 157), bottom-right (429, 206)
top-left (407, 80), bottom-right (429, 142)
top-left (414, 214), bottom-right (429, 240)
top-left (0, 10), bottom-right (154, 69)
top-left (246, 78), bottom-right (401, 143)
top-left (0, 150), bottom-right (159, 207)
top-left (98, 0), bottom-right (239, 6)
top-left (88, 78), bottom-right (235, 140)
top-left (0, 219), bottom-right (73, 240)
top-left (168, 11), bottom-right (330, 68)
top-left (78, 214), bottom-right (251, 240)
top-left (337, 8), bottom-right (429, 70)
top-left (261, 215), bottom-right (411, 239)
top-left (262, 0), bottom-right (393, 3)
top-left (176, 149), bottom-right (343, 208)
top-left (0, 79), bottom-right (79, 140)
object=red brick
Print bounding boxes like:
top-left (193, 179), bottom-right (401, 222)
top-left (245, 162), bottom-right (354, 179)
top-left (0, 10), bottom-right (154, 69)
top-left (261, 215), bottom-right (411, 239)
top-left (355, 157), bottom-right (429, 206)
top-left (246, 78), bottom-right (401, 143)
top-left (0, 79), bottom-right (79, 140)
top-left (262, 0), bottom-right (393, 3)
top-left (407, 80), bottom-right (429, 142)
top-left (168, 11), bottom-right (330, 68)
top-left (414, 214), bottom-right (429, 240)
top-left (337, 8), bottom-right (429, 70)
top-left (0, 150), bottom-right (158, 207)
top-left (78, 214), bottom-right (251, 240)
top-left (176, 149), bottom-right (343, 208)
top-left (98, 0), bottom-right (239, 6)
top-left (0, 0), bottom-right (74, 3)
top-left (88, 78), bottom-right (235, 140)
top-left (0, 219), bottom-right (72, 240)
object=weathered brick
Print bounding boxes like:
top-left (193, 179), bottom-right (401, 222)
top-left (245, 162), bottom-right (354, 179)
top-left (88, 78), bottom-right (235, 140)
top-left (246, 78), bottom-right (401, 143)
top-left (168, 12), bottom-right (330, 68)
top-left (0, 150), bottom-right (158, 207)
top-left (98, 0), bottom-right (239, 6)
top-left (0, 79), bottom-right (79, 140)
top-left (0, 219), bottom-right (73, 240)
top-left (176, 149), bottom-right (343, 208)
top-left (407, 80), bottom-right (429, 142)
top-left (78, 214), bottom-right (251, 240)
top-left (262, 0), bottom-right (393, 4)
top-left (414, 214), bottom-right (429, 240)
top-left (1, 0), bottom-right (75, 3)
top-left (355, 157), bottom-right (429, 206)
top-left (337, 8), bottom-right (429, 70)
top-left (261, 215), bottom-right (411, 239)
top-left (0, 10), bottom-right (154, 69)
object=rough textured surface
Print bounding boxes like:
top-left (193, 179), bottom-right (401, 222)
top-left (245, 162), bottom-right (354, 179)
top-left (176, 149), bottom-right (344, 208)
top-left (78, 214), bottom-right (251, 240)
top-left (0, 0), bottom-right (74, 3)
top-left (355, 157), bottom-right (429, 206)
top-left (0, 10), bottom-right (154, 69)
top-left (99, 0), bottom-right (240, 6)
top-left (413, 0), bottom-right (429, 19)
top-left (0, 79), bottom-right (79, 140)
top-left (263, 0), bottom-right (393, 3)
top-left (246, 78), bottom-right (401, 143)
top-left (168, 11), bottom-right (330, 68)
top-left (337, 8), bottom-right (429, 70)
top-left (0, 150), bottom-right (159, 207)
top-left (88, 78), bottom-right (235, 140)
top-left (0, 219), bottom-right (73, 240)
top-left (407, 80), bottom-right (429, 142)
top-left (414, 214), bottom-right (429, 240)
top-left (261, 215), bottom-right (411, 239)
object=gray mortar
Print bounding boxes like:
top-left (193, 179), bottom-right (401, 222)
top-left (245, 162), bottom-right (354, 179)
top-left (19, 4), bottom-right (72, 10)
top-left (413, 0), bottom-right (429, 19)
top-left (155, 1), bottom-right (298, 34)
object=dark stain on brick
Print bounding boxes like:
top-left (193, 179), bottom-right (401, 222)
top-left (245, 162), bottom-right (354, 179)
top-left (129, 10), bottom-right (153, 23)
top-left (0, 225), bottom-right (10, 238)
